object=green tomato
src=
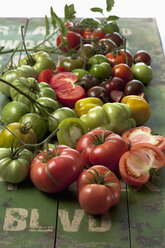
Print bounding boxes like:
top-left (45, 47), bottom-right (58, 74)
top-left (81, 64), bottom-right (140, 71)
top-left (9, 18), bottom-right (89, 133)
top-left (89, 62), bottom-right (111, 80)
top-left (131, 62), bottom-right (153, 85)
top-left (1, 101), bottom-right (30, 124)
top-left (89, 54), bottom-right (110, 65)
top-left (10, 77), bottom-right (56, 107)
top-left (19, 113), bottom-right (48, 142)
top-left (19, 51), bottom-right (56, 76)
top-left (0, 148), bottom-right (33, 183)
top-left (59, 57), bottom-right (84, 72)
top-left (57, 117), bottom-right (89, 148)
top-left (0, 122), bottom-right (37, 149)
top-left (72, 69), bottom-right (89, 80)
top-left (0, 65), bottom-right (38, 97)
top-left (48, 107), bottom-right (77, 132)
top-left (33, 97), bottom-right (59, 117)
top-left (101, 21), bottom-right (120, 34)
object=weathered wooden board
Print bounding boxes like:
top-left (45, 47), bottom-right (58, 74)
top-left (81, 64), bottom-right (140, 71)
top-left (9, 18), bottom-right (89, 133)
top-left (0, 17), bottom-right (165, 248)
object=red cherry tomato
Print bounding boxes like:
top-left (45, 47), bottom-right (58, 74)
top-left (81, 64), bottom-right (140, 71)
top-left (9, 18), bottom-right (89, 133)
top-left (106, 49), bottom-right (133, 67)
top-left (112, 63), bottom-right (134, 83)
top-left (83, 28), bottom-right (105, 41)
top-left (50, 72), bottom-right (86, 108)
top-left (119, 143), bottom-right (165, 187)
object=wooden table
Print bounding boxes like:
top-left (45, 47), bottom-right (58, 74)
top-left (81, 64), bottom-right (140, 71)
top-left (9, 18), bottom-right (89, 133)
top-left (0, 18), bottom-right (165, 248)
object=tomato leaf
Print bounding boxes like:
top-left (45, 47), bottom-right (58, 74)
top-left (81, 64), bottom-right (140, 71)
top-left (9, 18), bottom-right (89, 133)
top-left (64, 4), bottom-right (76, 21)
top-left (45, 15), bottom-right (50, 36)
top-left (90, 7), bottom-right (103, 15)
top-left (51, 7), bottom-right (67, 36)
top-left (106, 0), bottom-right (115, 12)
top-left (106, 15), bottom-right (119, 21)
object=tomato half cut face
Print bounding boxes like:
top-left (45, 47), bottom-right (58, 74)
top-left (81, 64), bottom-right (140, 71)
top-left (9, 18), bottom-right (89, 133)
top-left (119, 143), bottom-right (165, 187)
top-left (122, 126), bottom-right (165, 152)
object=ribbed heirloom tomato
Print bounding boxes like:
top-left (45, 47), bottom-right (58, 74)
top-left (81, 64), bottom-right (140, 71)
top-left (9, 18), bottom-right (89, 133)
top-left (77, 165), bottom-right (121, 215)
top-left (76, 128), bottom-right (128, 172)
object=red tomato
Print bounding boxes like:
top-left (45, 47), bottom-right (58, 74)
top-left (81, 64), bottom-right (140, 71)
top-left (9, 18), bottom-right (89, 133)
top-left (38, 69), bottom-right (54, 84)
top-left (83, 28), bottom-right (105, 41)
top-left (56, 30), bottom-right (82, 52)
top-left (119, 143), bottom-right (165, 187)
top-left (112, 63), bottom-right (134, 83)
top-left (78, 165), bottom-right (121, 215)
top-left (76, 129), bottom-right (128, 172)
top-left (30, 145), bottom-right (84, 193)
top-left (50, 72), bottom-right (86, 108)
top-left (122, 126), bottom-right (165, 152)
top-left (106, 49), bottom-right (133, 67)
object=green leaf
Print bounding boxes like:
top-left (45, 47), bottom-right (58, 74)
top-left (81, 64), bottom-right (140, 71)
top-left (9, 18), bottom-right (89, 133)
top-left (50, 7), bottom-right (67, 36)
top-left (44, 15), bottom-right (50, 36)
top-left (64, 4), bottom-right (76, 21)
top-left (90, 7), bottom-right (103, 14)
top-left (106, 0), bottom-right (115, 12)
top-left (106, 15), bottom-right (119, 21)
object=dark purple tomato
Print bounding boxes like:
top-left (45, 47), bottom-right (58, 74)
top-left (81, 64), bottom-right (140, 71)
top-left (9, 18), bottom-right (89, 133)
top-left (124, 79), bottom-right (145, 95)
top-left (133, 50), bottom-right (151, 66)
top-left (103, 77), bottom-right (125, 95)
top-left (87, 86), bottom-right (108, 102)
top-left (105, 32), bottom-right (124, 47)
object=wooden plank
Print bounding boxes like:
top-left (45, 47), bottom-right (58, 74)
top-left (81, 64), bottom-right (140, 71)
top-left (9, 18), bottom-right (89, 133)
top-left (0, 18), bottom-right (58, 248)
top-left (118, 18), bottom-right (165, 248)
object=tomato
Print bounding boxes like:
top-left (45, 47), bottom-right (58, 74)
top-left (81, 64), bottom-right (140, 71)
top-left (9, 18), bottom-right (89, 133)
top-left (0, 148), bottom-right (33, 184)
top-left (56, 30), bottom-right (82, 52)
top-left (1, 101), bottom-right (30, 124)
top-left (33, 97), bottom-right (59, 118)
top-left (77, 165), bottom-right (121, 205)
top-left (119, 143), bottom-right (165, 187)
top-left (122, 126), bottom-right (165, 152)
top-left (30, 145), bottom-right (84, 193)
top-left (131, 62), bottom-right (153, 85)
top-left (83, 28), bottom-right (105, 41)
top-left (38, 69), bottom-right (54, 84)
top-left (112, 63), bottom-right (134, 83)
top-left (133, 50), bottom-right (151, 66)
top-left (19, 113), bottom-right (48, 142)
top-left (50, 72), bottom-right (86, 108)
top-left (105, 32), bottom-right (124, 47)
top-left (124, 79), bottom-right (144, 96)
top-left (0, 122), bottom-right (37, 148)
top-left (72, 69), bottom-right (89, 80)
top-left (76, 128), bottom-right (128, 172)
top-left (106, 49), bottom-right (133, 67)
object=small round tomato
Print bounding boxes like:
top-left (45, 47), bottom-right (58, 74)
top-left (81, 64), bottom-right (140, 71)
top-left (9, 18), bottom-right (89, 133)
top-left (112, 63), bottom-right (134, 83)
top-left (105, 32), bottom-right (124, 47)
top-left (133, 50), bottom-right (151, 65)
top-left (122, 126), bottom-right (165, 152)
top-left (131, 62), bottom-right (153, 85)
top-left (89, 62), bottom-right (112, 80)
top-left (124, 79), bottom-right (144, 96)
top-left (106, 49), bottom-right (133, 67)
top-left (119, 143), bottom-right (165, 187)
top-left (83, 28), bottom-right (105, 41)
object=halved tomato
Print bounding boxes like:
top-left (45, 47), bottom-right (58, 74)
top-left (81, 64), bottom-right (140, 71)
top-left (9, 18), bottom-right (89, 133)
top-left (119, 143), bottom-right (165, 187)
top-left (50, 72), bottom-right (86, 108)
top-left (122, 126), bottom-right (165, 152)
top-left (38, 69), bottom-right (54, 84)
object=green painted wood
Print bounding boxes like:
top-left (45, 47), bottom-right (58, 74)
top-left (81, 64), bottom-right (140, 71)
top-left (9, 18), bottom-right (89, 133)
top-left (0, 18), bottom-right (28, 73)
top-left (118, 18), bottom-right (165, 248)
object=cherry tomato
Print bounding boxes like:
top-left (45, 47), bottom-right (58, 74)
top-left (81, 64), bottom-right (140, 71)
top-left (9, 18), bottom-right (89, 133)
top-left (122, 126), bottom-right (165, 152)
top-left (103, 77), bottom-right (125, 95)
top-left (50, 72), bottom-right (86, 108)
top-left (124, 79), bottom-right (144, 95)
top-left (112, 63), bottom-right (134, 83)
top-left (77, 165), bottom-right (121, 215)
top-left (83, 28), bottom-right (105, 41)
top-left (131, 62), bottom-right (153, 85)
top-left (133, 50), bottom-right (151, 65)
top-left (76, 128), bottom-right (128, 172)
top-left (119, 143), bottom-right (165, 187)
top-left (106, 49), bottom-right (133, 67)
top-left (105, 32), bottom-right (124, 47)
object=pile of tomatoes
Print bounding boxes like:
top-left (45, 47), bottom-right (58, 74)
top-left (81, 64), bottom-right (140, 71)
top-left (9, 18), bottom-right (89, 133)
top-left (0, 14), bottom-right (165, 216)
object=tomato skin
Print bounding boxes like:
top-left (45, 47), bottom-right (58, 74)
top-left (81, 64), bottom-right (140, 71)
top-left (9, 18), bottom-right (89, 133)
top-left (38, 69), bottom-right (54, 83)
top-left (30, 145), bottom-right (84, 193)
top-left (119, 143), bottom-right (165, 187)
top-left (79, 184), bottom-right (113, 215)
top-left (76, 129), bottom-right (128, 172)
top-left (131, 62), bottom-right (153, 85)
top-left (77, 165), bottom-right (121, 206)
top-left (106, 49), bottom-right (133, 67)
top-left (122, 126), bottom-right (165, 152)
top-left (83, 28), bottom-right (105, 41)
top-left (112, 63), bottom-right (134, 83)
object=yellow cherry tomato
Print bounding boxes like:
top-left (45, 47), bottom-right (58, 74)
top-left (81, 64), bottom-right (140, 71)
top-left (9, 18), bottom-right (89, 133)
top-left (121, 95), bottom-right (151, 126)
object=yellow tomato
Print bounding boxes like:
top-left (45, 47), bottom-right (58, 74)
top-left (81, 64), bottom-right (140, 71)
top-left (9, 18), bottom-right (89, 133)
top-left (121, 95), bottom-right (151, 126)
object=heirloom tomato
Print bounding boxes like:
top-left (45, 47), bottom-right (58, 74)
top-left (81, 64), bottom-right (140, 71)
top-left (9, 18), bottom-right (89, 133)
top-left (119, 143), bottom-right (165, 187)
top-left (77, 165), bottom-right (121, 206)
top-left (76, 129), bottom-right (128, 172)
top-left (57, 30), bottom-right (82, 52)
top-left (122, 126), bottom-right (165, 152)
top-left (50, 72), bottom-right (85, 108)
top-left (0, 148), bottom-right (33, 184)
top-left (131, 62), bottom-right (153, 85)
top-left (106, 49), bottom-right (133, 67)
top-left (112, 63), bottom-right (134, 83)
top-left (30, 145), bottom-right (84, 193)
